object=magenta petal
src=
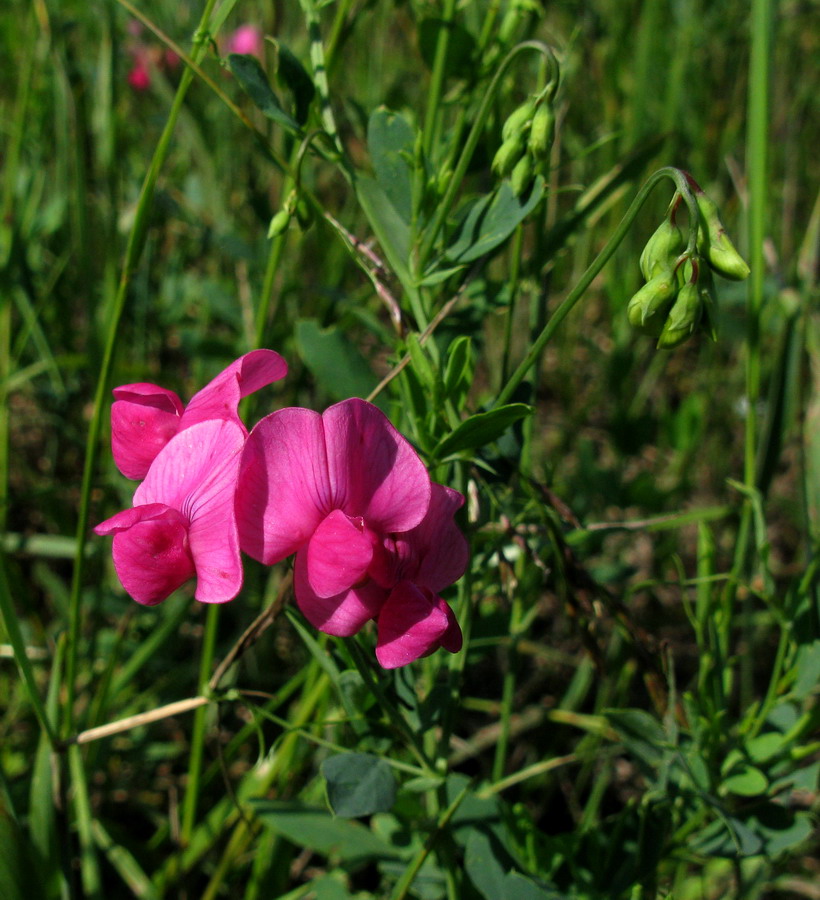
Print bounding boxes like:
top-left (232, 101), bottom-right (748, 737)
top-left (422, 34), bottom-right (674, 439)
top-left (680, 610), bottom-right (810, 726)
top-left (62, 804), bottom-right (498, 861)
top-left (181, 350), bottom-right (288, 432)
top-left (236, 408), bottom-right (330, 564)
top-left (306, 510), bottom-right (374, 598)
top-left (95, 503), bottom-right (175, 535)
top-left (135, 419), bottom-right (247, 603)
top-left (405, 483), bottom-right (469, 591)
top-left (294, 549), bottom-right (386, 636)
top-left (375, 582), bottom-right (451, 669)
top-left (322, 399), bottom-right (431, 533)
top-left (111, 385), bottom-right (184, 480)
top-left (109, 505), bottom-right (195, 605)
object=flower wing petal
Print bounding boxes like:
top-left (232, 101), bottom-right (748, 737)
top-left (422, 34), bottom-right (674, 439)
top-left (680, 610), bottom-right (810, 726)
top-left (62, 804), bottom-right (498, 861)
top-left (107, 504), bottom-right (194, 606)
top-left (407, 483), bottom-right (469, 591)
top-left (375, 582), bottom-right (451, 669)
top-left (110, 384), bottom-right (184, 480)
top-left (306, 510), bottom-right (373, 598)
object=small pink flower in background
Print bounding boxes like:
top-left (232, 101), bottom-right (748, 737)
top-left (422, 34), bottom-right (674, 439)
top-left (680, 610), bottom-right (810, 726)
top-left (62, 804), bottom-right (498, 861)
top-left (236, 399), bottom-right (467, 666)
top-left (226, 24), bottom-right (264, 59)
top-left (95, 419), bottom-right (246, 606)
top-left (111, 349), bottom-right (287, 480)
top-left (128, 61), bottom-right (152, 92)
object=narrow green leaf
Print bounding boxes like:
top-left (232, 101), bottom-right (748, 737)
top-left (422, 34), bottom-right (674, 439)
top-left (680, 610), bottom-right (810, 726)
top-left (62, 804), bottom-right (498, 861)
top-left (322, 753), bottom-right (397, 818)
top-left (355, 174), bottom-right (413, 292)
top-left (434, 404), bottom-right (533, 458)
top-left (229, 54), bottom-right (301, 135)
top-left (405, 333), bottom-right (437, 395)
top-left (464, 829), bottom-right (510, 900)
top-left (272, 41), bottom-right (315, 125)
top-left (445, 179), bottom-right (544, 264)
top-left (0, 798), bottom-right (43, 900)
top-left (250, 800), bottom-right (400, 866)
top-left (605, 708), bottom-right (666, 771)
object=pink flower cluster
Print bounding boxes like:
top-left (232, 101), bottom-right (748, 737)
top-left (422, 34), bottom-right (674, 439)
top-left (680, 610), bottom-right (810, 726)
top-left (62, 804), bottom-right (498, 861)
top-left (95, 352), bottom-right (467, 669)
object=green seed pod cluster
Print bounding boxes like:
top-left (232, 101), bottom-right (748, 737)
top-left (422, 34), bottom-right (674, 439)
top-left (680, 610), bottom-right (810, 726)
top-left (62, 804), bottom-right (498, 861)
top-left (627, 211), bottom-right (724, 349)
top-left (494, 91), bottom-right (557, 197)
top-left (639, 218), bottom-right (685, 281)
top-left (695, 189), bottom-right (751, 281)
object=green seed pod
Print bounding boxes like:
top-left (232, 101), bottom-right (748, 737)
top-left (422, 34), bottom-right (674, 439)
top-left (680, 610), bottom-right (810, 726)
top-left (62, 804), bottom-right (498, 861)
top-left (627, 270), bottom-right (678, 336)
top-left (267, 208), bottom-right (291, 238)
top-left (695, 191), bottom-right (750, 281)
top-left (510, 154), bottom-right (533, 197)
top-left (492, 134), bottom-right (525, 178)
top-left (640, 219), bottom-right (685, 281)
top-left (656, 281), bottom-right (703, 349)
top-left (527, 102), bottom-right (555, 161)
top-left (502, 98), bottom-right (537, 142)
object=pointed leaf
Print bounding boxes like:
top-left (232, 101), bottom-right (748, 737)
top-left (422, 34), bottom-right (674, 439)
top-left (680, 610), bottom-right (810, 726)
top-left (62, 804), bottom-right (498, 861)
top-left (434, 404), bottom-right (533, 458)
top-left (322, 753), bottom-right (398, 817)
top-left (368, 108), bottom-right (416, 222)
top-left (229, 53), bottom-right (301, 135)
top-left (272, 41), bottom-right (315, 124)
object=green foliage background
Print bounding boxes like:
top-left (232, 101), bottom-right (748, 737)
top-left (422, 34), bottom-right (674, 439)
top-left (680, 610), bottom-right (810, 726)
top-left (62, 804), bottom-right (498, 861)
top-left (0, 1), bottom-right (818, 898)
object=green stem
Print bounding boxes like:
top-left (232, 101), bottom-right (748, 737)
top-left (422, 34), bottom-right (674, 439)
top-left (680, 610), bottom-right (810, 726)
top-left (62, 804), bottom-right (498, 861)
top-left (496, 166), bottom-right (697, 406)
top-left (63, 0), bottom-right (223, 739)
top-left (417, 40), bottom-right (559, 272)
top-left (299, 0), bottom-right (343, 154)
top-left (180, 604), bottom-right (220, 844)
top-left (421, 0), bottom-right (457, 158)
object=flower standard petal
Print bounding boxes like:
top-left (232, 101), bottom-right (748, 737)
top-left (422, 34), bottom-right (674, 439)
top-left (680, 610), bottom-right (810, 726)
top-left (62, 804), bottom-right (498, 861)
top-left (111, 384), bottom-right (184, 480)
top-left (294, 549), bottom-right (386, 636)
top-left (95, 504), bottom-right (194, 606)
top-left (375, 582), bottom-right (453, 669)
top-left (181, 349), bottom-right (288, 432)
top-left (322, 399), bottom-right (431, 533)
top-left (236, 408), bottom-right (331, 565)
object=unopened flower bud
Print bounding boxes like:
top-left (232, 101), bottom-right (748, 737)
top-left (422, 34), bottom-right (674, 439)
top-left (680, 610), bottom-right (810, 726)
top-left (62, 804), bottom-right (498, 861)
top-left (502, 98), bottom-right (536, 142)
top-left (510, 154), bottom-right (533, 197)
top-left (267, 208), bottom-right (291, 238)
top-left (695, 190), bottom-right (750, 281)
top-left (656, 282), bottom-right (702, 349)
top-left (492, 135), bottom-right (525, 178)
top-left (640, 218), bottom-right (685, 281)
top-left (527, 102), bottom-right (555, 161)
top-left (627, 271), bottom-right (677, 336)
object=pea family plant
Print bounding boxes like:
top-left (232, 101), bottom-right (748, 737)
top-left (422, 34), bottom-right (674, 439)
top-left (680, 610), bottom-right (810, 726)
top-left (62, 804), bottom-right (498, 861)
top-left (1, 1), bottom-right (817, 899)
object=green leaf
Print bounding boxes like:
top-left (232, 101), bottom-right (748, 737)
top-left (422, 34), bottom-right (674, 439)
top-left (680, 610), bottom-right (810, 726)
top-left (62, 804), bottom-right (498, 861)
top-left (445, 178), bottom-right (544, 264)
top-left (368, 108), bottom-right (416, 223)
top-left (722, 765), bottom-right (768, 797)
top-left (434, 404), bottom-right (533, 458)
top-left (503, 873), bottom-right (569, 900)
top-left (229, 54), bottom-right (301, 135)
top-left (355, 174), bottom-right (413, 291)
top-left (250, 800), bottom-right (400, 867)
top-left (443, 336), bottom-right (473, 407)
top-left (793, 638), bottom-right (820, 700)
top-left (406, 333), bottom-right (437, 395)
top-left (0, 800), bottom-right (43, 900)
top-left (605, 708), bottom-right (667, 771)
top-left (272, 41), bottom-right (315, 125)
top-left (692, 815), bottom-right (763, 859)
top-left (321, 753), bottom-right (398, 818)
top-left (464, 829), bottom-right (509, 900)
top-left (295, 319), bottom-right (383, 408)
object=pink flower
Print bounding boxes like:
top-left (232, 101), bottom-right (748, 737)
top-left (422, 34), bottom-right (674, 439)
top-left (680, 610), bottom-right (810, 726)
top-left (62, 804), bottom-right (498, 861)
top-left (128, 63), bottom-right (151, 92)
top-left (111, 349), bottom-right (287, 480)
top-left (95, 419), bottom-right (246, 606)
top-left (236, 399), bottom-right (467, 666)
top-left (226, 24), bottom-right (264, 59)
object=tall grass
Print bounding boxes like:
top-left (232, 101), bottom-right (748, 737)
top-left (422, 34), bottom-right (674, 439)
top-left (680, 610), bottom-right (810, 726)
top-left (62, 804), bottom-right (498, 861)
top-left (0, 1), bottom-right (817, 898)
